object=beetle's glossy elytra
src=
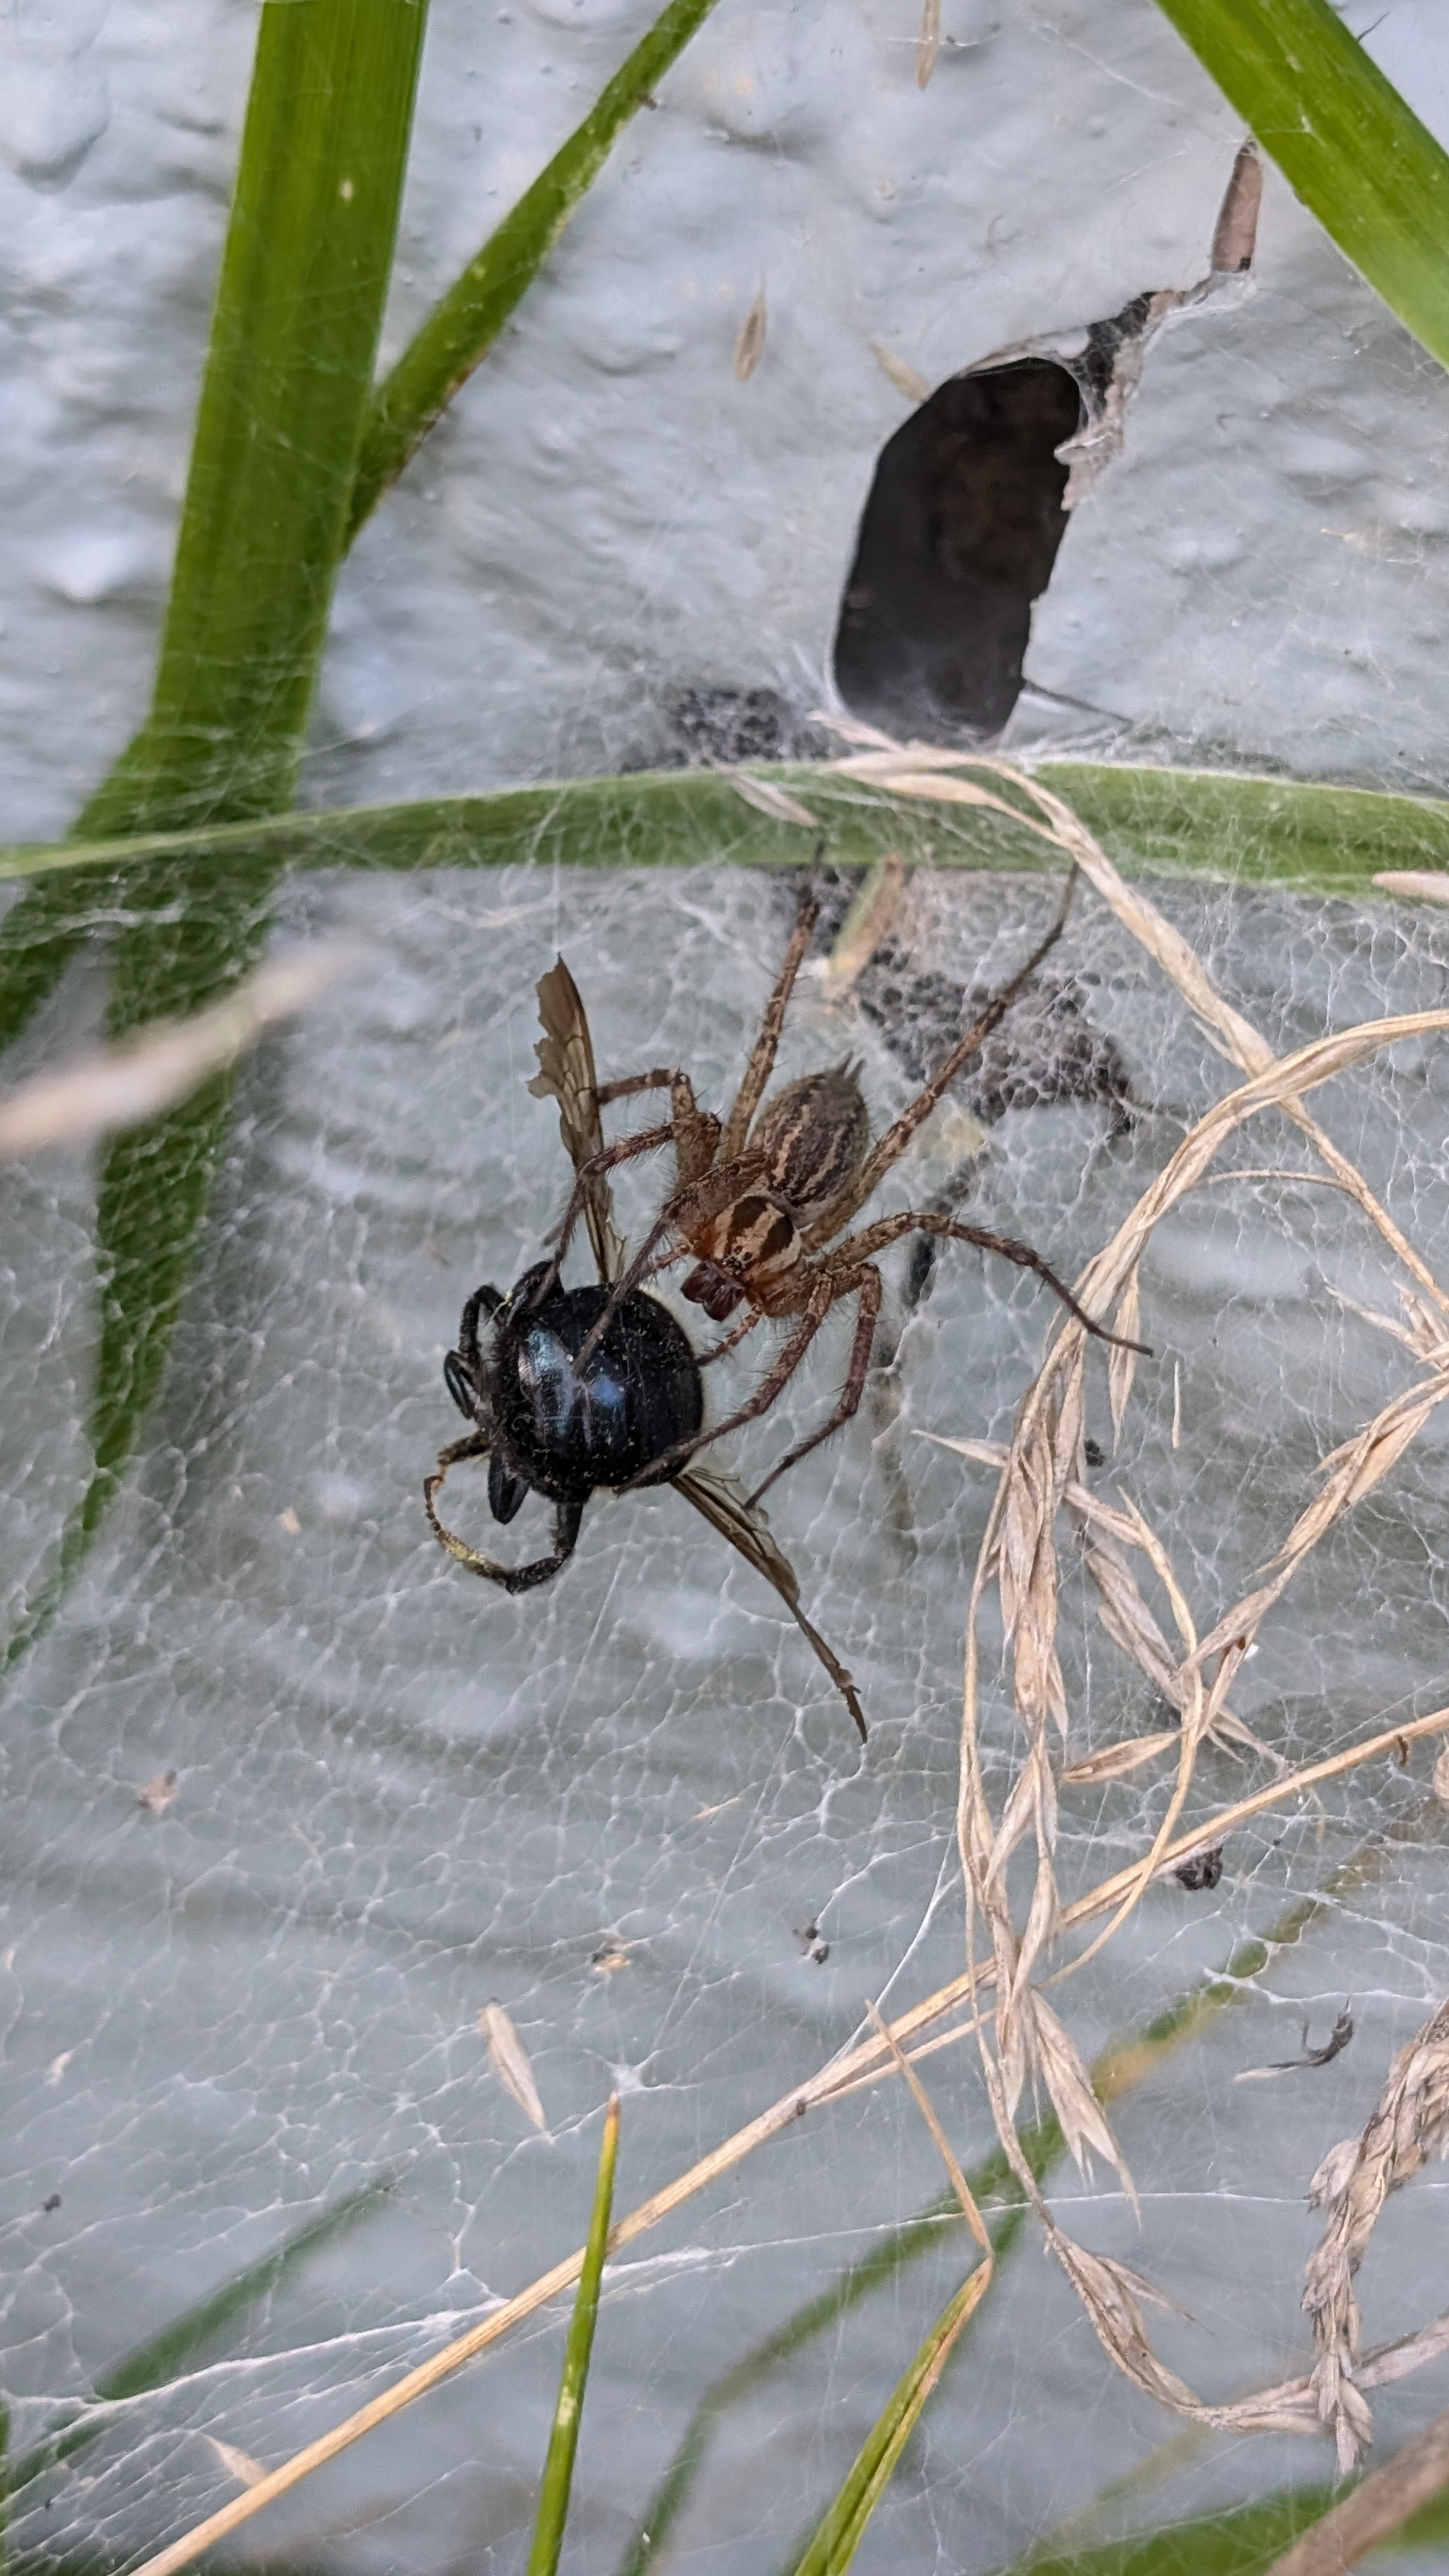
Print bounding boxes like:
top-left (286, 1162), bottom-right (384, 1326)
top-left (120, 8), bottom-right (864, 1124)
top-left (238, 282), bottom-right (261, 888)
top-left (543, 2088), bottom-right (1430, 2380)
top-left (491, 1262), bottom-right (703, 1502)
top-left (432, 1260), bottom-right (705, 1595)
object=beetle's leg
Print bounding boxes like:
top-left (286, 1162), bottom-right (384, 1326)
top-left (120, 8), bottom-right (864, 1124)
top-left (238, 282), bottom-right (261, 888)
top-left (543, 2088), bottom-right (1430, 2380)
top-left (749, 1265), bottom-right (883, 1503)
top-left (425, 1456), bottom-right (585, 1594)
top-left (444, 1350), bottom-right (479, 1420)
top-left (430, 1429), bottom-right (490, 1477)
top-left (444, 1284), bottom-right (506, 1419)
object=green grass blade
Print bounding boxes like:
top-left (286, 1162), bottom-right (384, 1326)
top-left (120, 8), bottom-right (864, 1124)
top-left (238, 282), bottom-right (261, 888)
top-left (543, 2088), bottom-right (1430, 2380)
top-left (993, 2490), bottom-right (1339, 2576)
top-left (991, 2473), bottom-right (1448, 2573)
top-left (2, 860), bottom-right (278, 1670)
top-left (348, 0), bottom-right (722, 535)
top-left (0, 876), bottom-right (108, 1055)
top-left (0, 0), bottom-right (431, 1665)
top-left (525, 2100), bottom-right (620, 2576)
top-left (131, 0), bottom-right (431, 825)
top-left (6, 2173), bottom-right (393, 2502)
top-left (1153, 0), bottom-right (1449, 371)
top-left (7, 763), bottom-right (1449, 901)
top-left (785, 2263), bottom-right (990, 2576)
top-left (0, 0), bottom-right (432, 1063)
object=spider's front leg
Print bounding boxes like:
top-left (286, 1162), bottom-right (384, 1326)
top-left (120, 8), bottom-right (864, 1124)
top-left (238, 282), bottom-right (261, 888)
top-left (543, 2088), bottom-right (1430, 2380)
top-left (720, 884), bottom-right (821, 1160)
top-left (534, 1119), bottom-right (679, 1306)
top-left (618, 1268), bottom-right (838, 1491)
top-left (572, 1149), bottom-right (770, 1365)
top-left (595, 1067), bottom-right (721, 1186)
top-left (748, 1262), bottom-right (884, 1504)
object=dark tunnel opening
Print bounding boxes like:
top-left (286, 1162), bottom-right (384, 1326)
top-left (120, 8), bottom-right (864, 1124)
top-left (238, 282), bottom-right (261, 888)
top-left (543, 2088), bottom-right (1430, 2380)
top-left (832, 355), bottom-right (1085, 741)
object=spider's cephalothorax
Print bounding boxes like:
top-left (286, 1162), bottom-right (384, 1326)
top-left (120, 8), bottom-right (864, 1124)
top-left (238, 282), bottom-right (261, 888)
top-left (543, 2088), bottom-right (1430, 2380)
top-left (541, 870), bottom-right (1147, 1506)
top-left (680, 1064), bottom-right (869, 1322)
top-left (427, 1260), bottom-right (703, 1593)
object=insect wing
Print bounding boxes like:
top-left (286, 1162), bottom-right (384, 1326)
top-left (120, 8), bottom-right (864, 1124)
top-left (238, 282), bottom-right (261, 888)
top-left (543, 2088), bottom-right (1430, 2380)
top-left (528, 957), bottom-right (626, 1286)
top-left (674, 1462), bottom-right (866, 1742)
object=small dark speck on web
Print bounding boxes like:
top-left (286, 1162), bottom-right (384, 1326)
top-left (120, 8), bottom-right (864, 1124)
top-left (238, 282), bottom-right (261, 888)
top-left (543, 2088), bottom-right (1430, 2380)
top-left (795, 1919), bottom-right (830, 1964)
top-left (1174, 1846), bottom-right (1224, 1892)
top-left (1083, 1437), bottom-right (1105, 1468)
top-left (42, 2194), bottom-right (61, 2214)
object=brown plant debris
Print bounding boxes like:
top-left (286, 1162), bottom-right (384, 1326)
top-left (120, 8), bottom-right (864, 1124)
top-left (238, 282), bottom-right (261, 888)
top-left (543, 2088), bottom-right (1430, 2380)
top-left (1236, 2006), bottom-right (1354, 2084)
top-left (478, 2001), bottom-right (549, 2135)
top-left (1303, 1996), bottom-right (1449, 2469)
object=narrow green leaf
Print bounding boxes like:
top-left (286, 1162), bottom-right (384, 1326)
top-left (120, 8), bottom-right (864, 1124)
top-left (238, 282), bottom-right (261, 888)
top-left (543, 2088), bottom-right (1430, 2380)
top-left (349, 0), bottom-right (722, 535)
top-left (6, 2173), bottom-right (393, 2502)
top-left (786, 2263), bottom-right (990, 2576)
top-left (526, 2100), bottom-right (621, 2576)
top-left (1, 0), bottom-right (432, 1668)
top-left (0, 0), bottom-right (433, 1068)
top-left (3, 865), bottom-right (277, 1673)
top-left (992, 2488), bottom-right (1339, 2576)
top-left (6, 763), bottom-right (1449, 902)
top-left (127, 0), bottom-right (431, 826)
top-left (1153, 0), bottom-right (1449, 372)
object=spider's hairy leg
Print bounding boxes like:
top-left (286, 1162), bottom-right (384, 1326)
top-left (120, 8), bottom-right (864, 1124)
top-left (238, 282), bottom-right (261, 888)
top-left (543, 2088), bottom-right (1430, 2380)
top-left (595, 1068), bottom-right (721, 1186)
top-left (619, 1269), bottom-right (836, 1489)
top-left (749, 1263), bottom-right (883, 1504)
top-left (572, 1150), bottom-right (769, 1366)
top-left (832, 1210), bottom-right (1150, 1353)
top-left (700, 1306), bottom-right (763, 1365)
top-left (799, 867), bottom-right (1080, 1247)
top-left (720, 883), bottom-right (821, 1162)
top-left (535, 1120), bottom-right (677, 1303)
top-left (425, 1453), bottom-right (586, 1593)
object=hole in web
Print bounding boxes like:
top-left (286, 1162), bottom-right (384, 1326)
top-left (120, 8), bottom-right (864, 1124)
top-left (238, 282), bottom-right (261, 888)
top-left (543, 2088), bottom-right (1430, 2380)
top-left (833, 356), bottom-right (1084, 739)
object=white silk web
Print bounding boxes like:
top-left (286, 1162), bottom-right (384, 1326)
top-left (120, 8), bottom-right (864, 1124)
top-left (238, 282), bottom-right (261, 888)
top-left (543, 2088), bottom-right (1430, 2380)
top-left (5, 837), bottom-right (1449, 2572)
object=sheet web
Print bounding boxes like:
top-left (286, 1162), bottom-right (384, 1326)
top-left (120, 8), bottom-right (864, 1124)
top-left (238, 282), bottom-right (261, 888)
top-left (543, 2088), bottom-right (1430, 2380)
top-left (4, 838), bottom-right (1449, 2575)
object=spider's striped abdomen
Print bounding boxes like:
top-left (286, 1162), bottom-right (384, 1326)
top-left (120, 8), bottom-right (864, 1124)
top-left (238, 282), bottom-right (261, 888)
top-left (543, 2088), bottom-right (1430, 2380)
top-left (750, 1066), bottom-right (870, 1220)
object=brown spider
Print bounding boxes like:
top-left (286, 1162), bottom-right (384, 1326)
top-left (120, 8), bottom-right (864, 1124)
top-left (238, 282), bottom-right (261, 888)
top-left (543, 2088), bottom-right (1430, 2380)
top-left (538, 868), bottom-right (1146, 1506)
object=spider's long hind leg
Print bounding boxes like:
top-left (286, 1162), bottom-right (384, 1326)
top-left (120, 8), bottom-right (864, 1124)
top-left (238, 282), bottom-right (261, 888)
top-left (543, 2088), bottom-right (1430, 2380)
top-left (801, 868), bottom-right (1079, 1244)
top-left (831, 1211), bottom-right (1150, 1354)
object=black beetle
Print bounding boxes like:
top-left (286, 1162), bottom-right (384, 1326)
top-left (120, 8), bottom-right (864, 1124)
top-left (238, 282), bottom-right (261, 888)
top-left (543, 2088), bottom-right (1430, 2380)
top-left (426, 1259), bottom-right (705, 1593)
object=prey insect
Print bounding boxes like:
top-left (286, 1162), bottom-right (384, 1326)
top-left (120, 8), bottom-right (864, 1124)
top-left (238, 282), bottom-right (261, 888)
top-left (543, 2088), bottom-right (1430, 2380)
top-left (425, 960), bottom-right (867, 1738)
top-left (543, 867), bottom-right (1145, 1506)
